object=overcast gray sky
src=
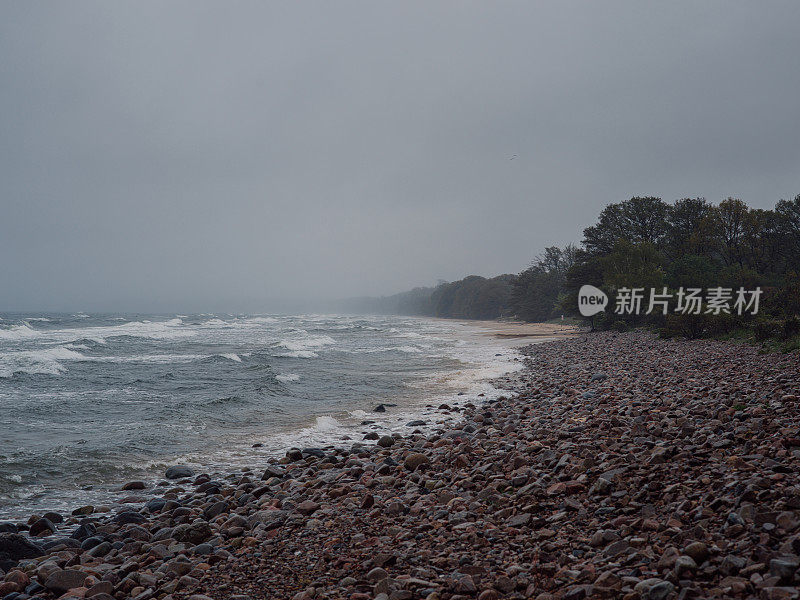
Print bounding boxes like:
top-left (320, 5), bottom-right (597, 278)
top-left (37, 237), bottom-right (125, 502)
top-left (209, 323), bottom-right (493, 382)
top-left (2, 1), bottom-right (799, 312)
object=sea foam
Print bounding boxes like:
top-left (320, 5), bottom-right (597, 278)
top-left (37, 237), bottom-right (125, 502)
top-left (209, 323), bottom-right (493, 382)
top-left (0, 346), bottom-right (86, 378)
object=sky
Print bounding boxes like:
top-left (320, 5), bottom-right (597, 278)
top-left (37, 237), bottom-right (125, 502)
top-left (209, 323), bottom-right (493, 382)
top-left (2, 1), bottom-right (799, 312)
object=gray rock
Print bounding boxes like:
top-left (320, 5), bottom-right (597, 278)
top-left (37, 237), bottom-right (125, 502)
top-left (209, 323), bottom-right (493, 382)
top-left (507, 513), bottom-right (531, 527)
top-left (87, 541), bottom-right (112, 558)
top-left (29, 518), bottom-right (55, 537)
top-left (203, 501), bottom-right (229, 520)
top-left (673, 555), bottom-right (696, 577)
top-left (367, 567), bottom-right (389, 582)
top-left (770, 558), bottom-right (799, 583)
top-left (404, 453), bottom-right (430, 471)
top-left (113, 510), bottom-right (146, 524)
top-left (720, 554), bottom-right (747, 575)
top-left (173, 522), bottom-right (213, 545)
top-left (0, 533), bottom-right (45, 561)
top-left (683, 541), bottom-right (709, 564)
top-left (165, 465), bottom-right (194, 479)
top-left (648, 581), bottom-right (675, 600)
top-left (44, 569), bottom-right (87, 594)
top-left (262, 465), bottom-right (286, 480)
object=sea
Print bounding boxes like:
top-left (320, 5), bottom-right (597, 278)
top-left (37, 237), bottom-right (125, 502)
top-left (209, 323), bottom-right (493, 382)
top-left (0, 312), bottom-right (525, 520)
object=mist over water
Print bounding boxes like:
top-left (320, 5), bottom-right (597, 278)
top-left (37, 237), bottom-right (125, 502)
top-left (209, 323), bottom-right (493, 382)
top-left (0, 312), bottom-right (520, 519)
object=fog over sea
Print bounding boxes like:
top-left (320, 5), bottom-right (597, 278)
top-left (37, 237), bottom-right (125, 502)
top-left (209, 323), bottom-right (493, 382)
top-left (0, 313), bottom-right (522, 519)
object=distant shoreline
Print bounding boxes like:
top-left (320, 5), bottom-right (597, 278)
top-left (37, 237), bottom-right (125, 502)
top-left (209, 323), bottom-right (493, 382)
top-left (440, 317), bottom-right (584, 340)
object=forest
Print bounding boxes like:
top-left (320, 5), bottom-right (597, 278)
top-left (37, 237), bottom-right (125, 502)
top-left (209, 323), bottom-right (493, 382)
top-left (359, 195), bottom-right (800, 344)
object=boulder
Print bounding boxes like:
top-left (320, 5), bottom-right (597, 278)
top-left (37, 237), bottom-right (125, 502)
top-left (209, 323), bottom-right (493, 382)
top-left (165, 465), bottom-right (194, 479)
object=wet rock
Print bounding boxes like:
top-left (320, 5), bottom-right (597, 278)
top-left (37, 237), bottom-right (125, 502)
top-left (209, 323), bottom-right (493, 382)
top-left (286, 448), bottom-right (303, 461)
top-left (262, 465), bottom-right (286, 479)
top-left (87, 540), bottom-right (112, 557)
top-left (70, 522), bottom-right (96, 540)
top-left (28, 518), bottom-right (55, 537)
top-left (0, 533), bottom-right (44, 562)
top-left (114, 510), bottom-right (146, 524)
top-left (165, 465), bottom-right (194, 479)
top-left (0, 523), bottom-right (17, 534)
top-left (377, 435), bottom-right (395, 447)
top-left (122, 481), bottom-right (147, 490)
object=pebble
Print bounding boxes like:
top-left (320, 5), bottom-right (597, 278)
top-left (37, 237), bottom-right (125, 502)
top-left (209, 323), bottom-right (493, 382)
top-left (3, 331), bottom-right (799, 600)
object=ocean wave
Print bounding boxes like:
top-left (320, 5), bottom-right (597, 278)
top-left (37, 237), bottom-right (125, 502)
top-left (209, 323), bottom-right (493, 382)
top-left (63, 343), bottom-right (90, 351)
top-left (218, 353), bottom-right (242, 362)
top-left (244, 316), bottom-right (278, 324)
top-left (313, 415), bottom-right (341, 432)
top-left (0, 347), bottom-right (86, 378)
top-left (1, 318), bottom-right (192, 345)
top-left (276, 373), bottom-right (300, 382)
top-left (86, 354), bottom-right (207, 364)
top-left (0, 323), bottom-right (39, 341)
top-left (274, 350), bottom-right (318, 359)
top-left (275, 334), bottom-right (335, 352)
top-left (350, 345), bottom-right (424, 354)
top-left (201, 318), bottom-right (230, 327)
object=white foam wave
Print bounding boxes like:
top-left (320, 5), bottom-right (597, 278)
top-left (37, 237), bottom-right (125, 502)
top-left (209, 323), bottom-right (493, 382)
top-left (202, 318), bottom-right (229, 327)
top-left (276, 373), bottom-right (300, 382)
top-left (3, 318), bottom-right (192, 345)
top-left (276, 334), bottom-right (335, 351)
top-left (395, 345), bottom-right (423, 353)
top-left (313, 415), bottom-right (341, 432)
top-left (245, 316), bottom-right (278, 324)
top-left (219, 353), bottom-right (242, 362)
top-left (351, 345), bottom-right (424, 354)
top-left (0, 324), bottom-right (39, 341)
top-left (0, 347), bottom-right (86, 378)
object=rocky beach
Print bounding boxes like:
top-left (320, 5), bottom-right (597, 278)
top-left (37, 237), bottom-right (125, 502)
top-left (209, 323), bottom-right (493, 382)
top-left (2, 331), bottom-right (800, 600)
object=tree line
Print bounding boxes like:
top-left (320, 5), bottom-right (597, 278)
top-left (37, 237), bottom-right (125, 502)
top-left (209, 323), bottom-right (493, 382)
top-left (353, 194), bottom-right (800, 343)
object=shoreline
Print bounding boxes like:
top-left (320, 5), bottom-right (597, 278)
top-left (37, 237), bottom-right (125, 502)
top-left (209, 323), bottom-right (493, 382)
top-left (1, 317), bottom-right (532, 521)
top-left (445, 319), bottom-right (583, 340)
top-left (3, 331), bottom-right (799, 599)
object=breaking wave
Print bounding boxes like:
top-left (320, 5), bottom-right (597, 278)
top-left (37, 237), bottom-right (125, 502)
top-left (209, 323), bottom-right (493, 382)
top-left (0, 347), bottom-right (86, 378)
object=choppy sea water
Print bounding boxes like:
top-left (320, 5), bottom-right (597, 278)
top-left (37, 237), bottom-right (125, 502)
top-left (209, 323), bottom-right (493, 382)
top-left (0, 313), bottom-right (524, 519)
